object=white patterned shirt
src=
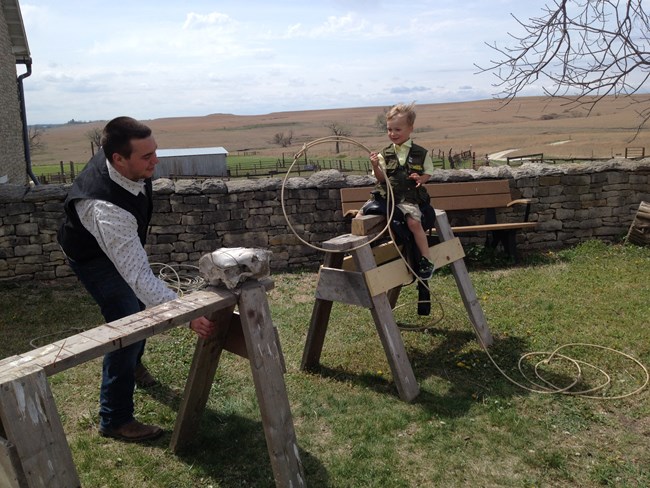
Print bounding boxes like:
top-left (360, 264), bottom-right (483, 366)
top-left (75, 158), bottom-right (177, 308)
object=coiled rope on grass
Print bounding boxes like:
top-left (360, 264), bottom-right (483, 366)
top-left (280, 135), bottom-right (649, 400)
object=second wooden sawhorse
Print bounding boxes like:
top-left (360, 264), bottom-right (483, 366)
top-left (300, 209), bottom-right (494, 402)
top-left (0, 279), bottom-right (305, 488)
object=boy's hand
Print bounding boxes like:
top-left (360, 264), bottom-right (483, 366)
top-left (369, 152), bottom-right (380, 165)
top-left (409, 172), bottom-right (424, 187)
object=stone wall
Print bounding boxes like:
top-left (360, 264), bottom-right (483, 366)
top-left (0, 5), bottom-right (26, 185)
top-left (1, 160), bottom-right (649, 282)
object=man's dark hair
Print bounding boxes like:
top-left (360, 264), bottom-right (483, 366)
top-left (101, 116), bottom-right (152, 163)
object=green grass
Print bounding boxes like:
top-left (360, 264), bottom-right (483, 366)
top-left (1, 240), bottom-right (649, 487)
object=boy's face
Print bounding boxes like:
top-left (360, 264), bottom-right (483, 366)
top-left (386, 114), bottom-right (413, 146)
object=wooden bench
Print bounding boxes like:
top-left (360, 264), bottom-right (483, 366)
top-left (340, 179), bottom-right (536, 260)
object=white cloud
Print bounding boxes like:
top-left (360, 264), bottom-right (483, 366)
top-left (19, 0), bottom-right (568, 123)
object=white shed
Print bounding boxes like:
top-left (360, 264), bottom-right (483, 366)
top-left (154, 146), bottom-right (228, 179)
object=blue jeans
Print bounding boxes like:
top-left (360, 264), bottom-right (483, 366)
top-left (68, 255), bottom-right (146, 430)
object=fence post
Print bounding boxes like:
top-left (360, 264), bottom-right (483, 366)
top-left (69, 161), bottom-right (75, 180)
top-left (59, 161), bottom-right (65, 183)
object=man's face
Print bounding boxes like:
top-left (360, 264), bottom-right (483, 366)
top-left (386, 114), bottom-right (413, 146)
top-left (113, 136), bottom-right (159, 181)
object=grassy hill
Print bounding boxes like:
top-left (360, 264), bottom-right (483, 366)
top-left (31, 95), bottom-right (650, 167)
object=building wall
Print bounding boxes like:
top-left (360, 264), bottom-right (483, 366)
top-left (0, 161), bottom-right (649, 281)
top-left (0, 5), bottom-right (26, 185)
top-left (154, 154), bottom-right (228, 178)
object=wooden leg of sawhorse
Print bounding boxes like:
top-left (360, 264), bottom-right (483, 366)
top-left (300, 251), bottom-right (344, 370)
top-left (238, 281), bottom-right (305, 487)
top-left (172, 281), bottom-right (305, 488)
top-left (170, 304), bottom-right (237, 452)
top-left (352, 244), bottom-right (420, 402)
top-left (0, 365), bottom-right (80, 488)
top-left (434, 210), bottom-right (494, 348)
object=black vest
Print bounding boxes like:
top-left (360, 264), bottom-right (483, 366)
top-left (57, 149), bottom-right (153, 263)
top-left (376, 142), bottom-right (430, 204)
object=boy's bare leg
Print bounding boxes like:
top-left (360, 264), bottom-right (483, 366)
top-left (407, 217), bottom-right (430, 260)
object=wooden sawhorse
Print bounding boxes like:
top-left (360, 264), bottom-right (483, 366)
top-left (0, 280), bottom-right (305, 488)
top-left (300, 209), bottom-right (494, 402)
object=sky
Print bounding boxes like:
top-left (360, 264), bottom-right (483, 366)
top-left (19, 0), bottom-right (549, 125)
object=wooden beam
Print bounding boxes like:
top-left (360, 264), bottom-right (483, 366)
top-left (351, 214), bottom-right (387, 236)
top-left (238, 281), bottom-right (306, 487)
top-left (434, 210), bottom-right (494, 348)
top-left (362, 238), bottom-right (465, 297)
top-left (0, 436), bottom-right (26, 488)
top-left (0, 289), bottom-right (243, 382)
top-left (301, 252), bottom-right (344, 370)
top-left (316, 268), bottom-right (373, 308)
top-left (0, 366), bottom-right (80, 488)
top-left (170, 304), bottom-right (236, 453)
top-left (351, 245), bottom-right (420, 402)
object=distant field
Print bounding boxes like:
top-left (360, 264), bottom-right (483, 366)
top-left (31, 95), bottom-right (650, 168)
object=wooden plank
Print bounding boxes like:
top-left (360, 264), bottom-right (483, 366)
top-left (364, 259), bottom-right (413, 297)
top-left (0, 436), bottom-right (26, 488)
top-left (238, 281), bottom-right (306, 487)
top-left (342, 240), bottom-right (401, 271)
top-left (363, 238), bottom-right (465, 296)
top-left (0, 289), bottom-right (240, 381)
top-left (322, 233), bottom-right (370, 252)
top-left (430, 238), bottom-right (466, 268)
top-left (341, 180), bottom-right (515, 212)
top-left (315, 268), bottom-right (373, 307)
top-left (340, 187), bottom-right (376, 204)
top-left (351, 214), bottom-right (387, 236)
top-left (0, 366), bottom-right (80, 488)
top-left (434, 210), bottom-right (494, 348)
top-left (352, 245), bottom-right (420, 402)
top-left (431, 221), bottom-right (537, 234)
top-left (301, 252), bottom-right (344, 370)
top-left (170, 305), bottom-right (236, 453)
top-left (425, 180), bottom-right (510, 197)
top-left (223, 313), bottom-right (248, 359)
top-left (430, 193), bottom-right (510, 211)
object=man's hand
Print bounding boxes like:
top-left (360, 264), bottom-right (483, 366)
top-left (189, 316), bottom-right (216, 339)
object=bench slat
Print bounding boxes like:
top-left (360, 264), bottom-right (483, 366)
top-left (341, 180), bottom-right (516, 213)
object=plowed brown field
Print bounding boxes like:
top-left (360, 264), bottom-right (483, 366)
top-left (33, 95), bottom-right (650, 165)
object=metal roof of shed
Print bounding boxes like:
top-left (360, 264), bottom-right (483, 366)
top-left (157, 147), bottom-right (228, 157)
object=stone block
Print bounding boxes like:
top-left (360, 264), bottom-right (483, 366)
top-left (14, 244), bottom-right (42, 256)
top-left (246, 215), bottom-right (270, 229)
top-left (15, 222), bottom-right (39, 236)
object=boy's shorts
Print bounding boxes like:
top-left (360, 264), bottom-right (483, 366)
top-left (397, 202), bottom-right (422, 221)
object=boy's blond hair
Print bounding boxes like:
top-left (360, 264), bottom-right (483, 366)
top-left (386, 102), bottom-right (416, 126)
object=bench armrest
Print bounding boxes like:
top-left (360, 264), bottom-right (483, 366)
top-left (507, 198), bottom-right (532, 222)
top-left (507, 198), bottom-right (532, 207)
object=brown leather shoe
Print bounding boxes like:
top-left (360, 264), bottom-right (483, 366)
top-left (135, 363), bottom-right (158, 388)
top-left (100, 420), bottom-right (163, 442)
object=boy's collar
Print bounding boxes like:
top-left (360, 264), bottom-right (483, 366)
top-left (394, 138), bottom-right (413, 150)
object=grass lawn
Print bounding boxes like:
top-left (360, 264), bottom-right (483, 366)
top-left (1, 240), bottom-right (649, 487)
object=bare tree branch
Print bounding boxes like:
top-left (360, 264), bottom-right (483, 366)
top-left (477, 0), bottom-right (650, 138)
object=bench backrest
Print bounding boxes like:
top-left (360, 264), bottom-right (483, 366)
top-left (340, 179), bottom-right (513, 214)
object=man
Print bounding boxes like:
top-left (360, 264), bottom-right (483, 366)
top-left (58, 116), bottom-right (215, 442)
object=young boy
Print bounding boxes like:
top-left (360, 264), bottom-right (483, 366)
top-left (360, 102), bottom-right (435, 279)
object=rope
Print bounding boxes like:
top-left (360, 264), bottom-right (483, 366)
top-left (281, 136), bottom-right (396, 254)
top-left (279, 135), bottom-right (649, 400)
top-left (150, 262), bottom-right (206, 296)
